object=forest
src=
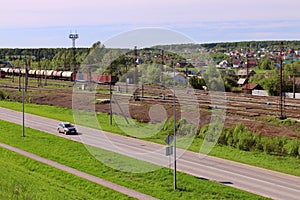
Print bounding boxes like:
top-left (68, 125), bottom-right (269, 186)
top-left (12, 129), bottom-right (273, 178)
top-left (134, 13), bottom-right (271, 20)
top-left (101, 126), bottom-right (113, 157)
top-left (1, 40), bottom-right (300, 70)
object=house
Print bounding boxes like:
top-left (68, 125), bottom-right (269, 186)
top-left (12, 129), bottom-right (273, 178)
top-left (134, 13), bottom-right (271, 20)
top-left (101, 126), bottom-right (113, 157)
top-left (246, 58), bottom-right (257, 67)
top-left (237, 78), bottom-right (248, 86)
top-left (163, 72), bottom-right (187, 85)
top-left (218, 60), bottom-right (229, 68)
top-left (242, 84), bottom-right (263, 94)
top-left (232, 59), bottom-right (245, 68)
top-left (237, 69), bottom-right (256, 77)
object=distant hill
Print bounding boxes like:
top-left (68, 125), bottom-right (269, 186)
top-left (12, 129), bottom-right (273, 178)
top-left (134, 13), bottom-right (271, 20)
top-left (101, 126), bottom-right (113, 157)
top-left (155, 40), bottom-right (300, 52)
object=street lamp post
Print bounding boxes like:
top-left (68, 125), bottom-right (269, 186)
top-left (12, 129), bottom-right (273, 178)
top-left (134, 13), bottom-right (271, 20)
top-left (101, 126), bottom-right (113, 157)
top-left (22, 60), bottom-right (26, 137)
top-left (173, 62), bottom-right (177, 190)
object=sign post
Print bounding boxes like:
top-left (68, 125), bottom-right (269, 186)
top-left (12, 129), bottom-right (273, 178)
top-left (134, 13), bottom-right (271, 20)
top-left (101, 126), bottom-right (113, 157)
top-left (164, 134), bottom-right (173, 174)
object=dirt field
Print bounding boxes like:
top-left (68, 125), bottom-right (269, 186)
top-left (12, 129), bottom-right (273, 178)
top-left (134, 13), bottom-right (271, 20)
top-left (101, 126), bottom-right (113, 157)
top-left (31, 88), bottom-right (300, 138)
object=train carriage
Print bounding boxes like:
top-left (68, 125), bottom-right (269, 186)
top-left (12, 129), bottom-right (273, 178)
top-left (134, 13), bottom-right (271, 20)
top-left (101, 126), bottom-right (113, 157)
top-left (0, 69), bottom-right (5, 78)
top-left (61, 71), bottom-right (74, 81)
top-left (53, 71), bottom-right (63, 80)
top-left (28, 70), bottom-right (36, 77)
top-left (45, 70), bottom-right (54, 79)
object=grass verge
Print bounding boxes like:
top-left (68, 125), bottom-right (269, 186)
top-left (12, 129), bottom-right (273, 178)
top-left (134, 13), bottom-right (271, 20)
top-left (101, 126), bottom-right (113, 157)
top-left (0, 119), bottom-right (267, 200)
top-left (0, 147), bottom-right (133, 200)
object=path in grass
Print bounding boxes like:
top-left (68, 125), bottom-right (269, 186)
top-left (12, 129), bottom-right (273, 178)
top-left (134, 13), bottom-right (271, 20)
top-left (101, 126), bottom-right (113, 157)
top-left (0, 142), bottom-right (157, 200)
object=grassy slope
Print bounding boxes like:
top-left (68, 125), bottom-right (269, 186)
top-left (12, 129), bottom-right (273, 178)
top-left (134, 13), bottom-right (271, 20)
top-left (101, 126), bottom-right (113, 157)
top-left (0, 147), bottom-right (133, 200)
top-left (0, 119), bottom-right (266, 200)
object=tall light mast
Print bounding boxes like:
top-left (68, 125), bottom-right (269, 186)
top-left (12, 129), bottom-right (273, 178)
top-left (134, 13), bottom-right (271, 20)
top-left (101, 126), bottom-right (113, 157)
top-left (69, 32), bottom-right (79, 72)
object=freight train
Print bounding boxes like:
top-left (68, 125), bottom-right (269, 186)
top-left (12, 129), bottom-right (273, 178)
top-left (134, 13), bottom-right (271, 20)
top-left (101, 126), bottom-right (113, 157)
top-left (0, 67), bottom-right (117, 84)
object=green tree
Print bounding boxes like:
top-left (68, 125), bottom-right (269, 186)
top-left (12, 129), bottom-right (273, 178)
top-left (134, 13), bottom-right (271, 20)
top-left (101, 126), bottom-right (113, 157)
top-left (188, 76), bottom-right (206, 90)
top-left (202, 65), bottom-right (225, 92)
top-left (258, 57), bottom-right (274, 70)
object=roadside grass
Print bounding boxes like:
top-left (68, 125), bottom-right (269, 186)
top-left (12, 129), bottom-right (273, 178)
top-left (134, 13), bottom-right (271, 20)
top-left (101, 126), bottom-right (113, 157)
top-left (0, 120), bottom-right (266, 200)
top-left (1, 100), bottom-right (300, 177)
top-left (0, 147), bottom-right (133, 200)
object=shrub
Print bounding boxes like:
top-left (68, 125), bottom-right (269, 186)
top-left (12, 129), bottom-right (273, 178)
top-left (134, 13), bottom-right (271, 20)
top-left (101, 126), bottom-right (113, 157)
top-left (237, 130), bottom-right (256, 151)
top-left (284, 140), bottom-right (300, 157)
top-left (225, 129), bottom-right (234, 146)
top-left (198, 124), bottom-right (209, 139)
top-left (274, 137), bottom-right (287, 155)
top-left (218, 128), bottom-right (230, 145)
top-left (254, 133), bottom-right (263, 152)
top-left (262, 138), bottom-right (276, 154)
top-left (204, 122), bottom-right (223, 143)
top-left (232, 123), bottom-right (245, 147)
top-left (0, 90), bottom-right (6, 100)
top-left (162, 116), bottom-right (174, 133)
top-left (177, 119), bottom-right (197, 137)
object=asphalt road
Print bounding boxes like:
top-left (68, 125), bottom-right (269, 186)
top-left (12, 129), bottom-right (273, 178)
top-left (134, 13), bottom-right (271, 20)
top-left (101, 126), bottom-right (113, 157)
top-left (1, 107), bottom-right (300, 200)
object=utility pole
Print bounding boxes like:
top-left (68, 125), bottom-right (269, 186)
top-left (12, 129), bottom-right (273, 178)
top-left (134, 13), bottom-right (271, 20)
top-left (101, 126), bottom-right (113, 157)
top-left (173, 62), bottom-right (177, 190)
top-left (22, 58), bottom-right (27, 137)
top-left (293, 70), bottom-right (296, 99)
top-left (109, 51), bottom-right (113, 126)
top-left (134, 46), bottom-right (138, 85)
top-left (278, 42), bottom-right (286, 120)
top-left (37, 49), bottom-right (42, 87)
top-left (246, 50), bottom-right (249, 95)
top-left (133, 46), bottom-right (139, 101)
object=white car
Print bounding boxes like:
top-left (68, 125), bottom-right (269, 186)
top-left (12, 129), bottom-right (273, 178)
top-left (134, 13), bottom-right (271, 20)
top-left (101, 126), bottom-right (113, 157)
top-left (57, 122), bottom-right (77, 135)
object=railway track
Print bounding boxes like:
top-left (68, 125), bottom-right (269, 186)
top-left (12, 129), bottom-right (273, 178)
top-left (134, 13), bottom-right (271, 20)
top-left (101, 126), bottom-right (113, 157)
top-left (1, 79), bottom-right (299, 120)
top-left (112, 85), bottom-right (300, 120)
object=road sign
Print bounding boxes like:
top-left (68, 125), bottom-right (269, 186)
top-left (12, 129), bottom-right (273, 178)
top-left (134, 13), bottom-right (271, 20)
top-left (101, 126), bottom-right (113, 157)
top-left (164, 134), bottom-right (173, 145)
top-left (165, 146), bottom-right (173, 156)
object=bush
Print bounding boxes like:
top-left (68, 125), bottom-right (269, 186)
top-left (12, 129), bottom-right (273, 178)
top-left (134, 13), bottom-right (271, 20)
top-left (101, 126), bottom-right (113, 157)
top-left (198, 124), bottom-right (209, 139)
top-left (0, 90), bottom-right (6, 100)
top-left (177, 119), bottom-right (197, 137)
top-left (225, 129), bottom-right (234, 146)
top-left (262, 138), bottom-right (276, 154)
top-left (189, 76), bottom-right (206, 90)
top-left (232, 123), bottom-right (245, 147)
top-left (197, 121), bottom-right (299, 158)
top-left (254, 133), bottom-right (263, 152)
top-left (218, 129), bottom-right (229, 145)
top-left (273, 137), bottom-right (287, 155)
top-left (278, 119), bottom-right (298, 126)
top-left (204, 122), bottom-right (223, 143)
top-left (162, 116), bottom-right (174, 134)
top-left (284, 140), bottom-right (300, 157)
top-left (237, 130), bottom-right (257, 151)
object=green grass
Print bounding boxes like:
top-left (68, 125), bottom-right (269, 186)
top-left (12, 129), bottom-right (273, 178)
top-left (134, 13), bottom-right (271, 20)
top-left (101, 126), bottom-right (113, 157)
top-left (0, 77), bottom-right (74, 88)
top-left (0, 147), bottom-right (133, 200)
top-left (0, 119), bottom-right (267, 200)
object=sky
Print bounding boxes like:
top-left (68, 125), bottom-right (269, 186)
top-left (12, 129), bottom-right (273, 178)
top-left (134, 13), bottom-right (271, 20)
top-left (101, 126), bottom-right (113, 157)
top-left (1, 0), bottom-right (300, 48)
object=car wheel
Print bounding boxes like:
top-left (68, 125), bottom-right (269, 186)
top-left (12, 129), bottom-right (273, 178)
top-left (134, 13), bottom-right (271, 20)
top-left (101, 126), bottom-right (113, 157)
top-left (64, 131), bottom-right (67, 135)
top-left (57, 128), bottom-right (60, 133)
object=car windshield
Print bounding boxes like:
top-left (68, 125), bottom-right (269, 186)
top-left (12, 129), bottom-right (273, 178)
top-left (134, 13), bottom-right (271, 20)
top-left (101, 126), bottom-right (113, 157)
top-left (64, 124), bottom-right (73, 128)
